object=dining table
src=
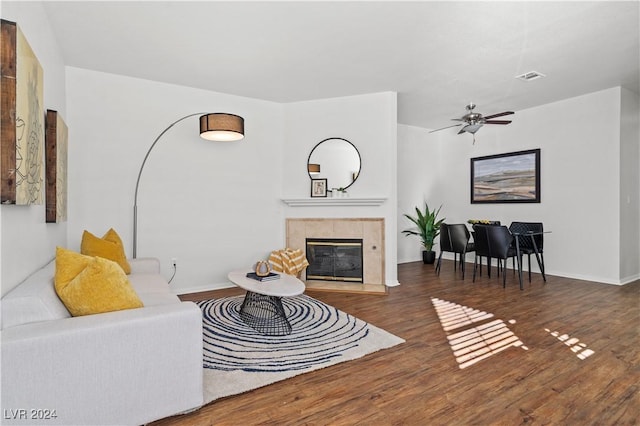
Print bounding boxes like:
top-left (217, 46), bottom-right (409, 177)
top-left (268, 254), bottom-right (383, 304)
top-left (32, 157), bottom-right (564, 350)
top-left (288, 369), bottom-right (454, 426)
top-left (468, 222), bottom-right (550, 289)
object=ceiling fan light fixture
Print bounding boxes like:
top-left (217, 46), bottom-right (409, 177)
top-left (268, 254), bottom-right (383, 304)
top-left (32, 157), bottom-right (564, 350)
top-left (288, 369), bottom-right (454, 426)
top-left (431, 103), bottom-right (514, 138)
top-left (516, 71), bottom-right (546, 82)
top-left (462, 124), bottom-right (482, 134)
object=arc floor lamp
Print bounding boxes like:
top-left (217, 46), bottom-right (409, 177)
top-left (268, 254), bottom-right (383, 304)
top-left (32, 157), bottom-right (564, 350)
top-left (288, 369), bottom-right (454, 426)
top-left (132, 112), bottom-right (244, 258)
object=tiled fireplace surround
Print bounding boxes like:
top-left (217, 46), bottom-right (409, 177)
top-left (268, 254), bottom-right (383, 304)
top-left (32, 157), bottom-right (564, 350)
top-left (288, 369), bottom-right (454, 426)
top-left (286, 218), bottom-right (386, 294)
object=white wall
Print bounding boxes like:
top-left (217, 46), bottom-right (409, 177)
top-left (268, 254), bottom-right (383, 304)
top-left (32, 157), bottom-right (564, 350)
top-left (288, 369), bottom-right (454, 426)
top-left (2, 4), bottom-right (635, 294)
top-left (619, 87), bottom-right (640, 283)
top-left (397, 124), bottom-right (446, 263)
top-left (67, 75), bottom-right (400, 291)
top-left (1, 2), bottom-right (67, 295)
top-left (66, 67), bottom-right (285, 294)
top-left (282, 92), bottom-right (399, 285)
top-left (398, 87), bottom-right (637, 285)
top-left (66, 72), bottom-right (401, 293)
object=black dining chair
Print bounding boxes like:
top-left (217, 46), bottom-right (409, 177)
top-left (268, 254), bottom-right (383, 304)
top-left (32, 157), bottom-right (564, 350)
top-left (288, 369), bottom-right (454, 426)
top-left (486, 225), bottom-right (520, 288)
top-left (472, 224), bottom-right (492, 281)
top-left (473, 225), bottom-right (521, 288)
top-left (509, 221), bottom-right (545, 282)
top-left (470, 221), bottom-right (501, 277)
top-left (436, 223), bottom-right (475, 279)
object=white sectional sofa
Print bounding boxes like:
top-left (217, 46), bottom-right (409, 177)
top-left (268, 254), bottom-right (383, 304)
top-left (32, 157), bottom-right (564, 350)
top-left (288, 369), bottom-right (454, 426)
top-left (1, 257), bottom-right (204, 426)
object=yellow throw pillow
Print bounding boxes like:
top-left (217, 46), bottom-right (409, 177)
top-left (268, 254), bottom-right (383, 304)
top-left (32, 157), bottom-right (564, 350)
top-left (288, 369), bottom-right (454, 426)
top-left (81, 228), bottom-right (131, 274)
top-left (55, 247), bottom-right (143, 317)
top-left (55, 246), bottom-right (93, 289)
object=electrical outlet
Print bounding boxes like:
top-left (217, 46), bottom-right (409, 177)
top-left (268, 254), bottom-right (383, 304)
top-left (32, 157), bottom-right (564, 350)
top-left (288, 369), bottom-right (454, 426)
top-left (171, 258), bottom-right (177, 267)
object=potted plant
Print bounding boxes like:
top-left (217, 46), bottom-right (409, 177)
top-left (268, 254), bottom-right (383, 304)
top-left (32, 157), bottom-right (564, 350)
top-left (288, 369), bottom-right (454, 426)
top-left (402, 203), bottom-right (445, 264)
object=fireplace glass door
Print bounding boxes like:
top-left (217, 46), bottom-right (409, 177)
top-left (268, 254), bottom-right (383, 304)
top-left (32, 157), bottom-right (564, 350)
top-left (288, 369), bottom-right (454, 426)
top-left (306, 238), bottom-right (363, 282)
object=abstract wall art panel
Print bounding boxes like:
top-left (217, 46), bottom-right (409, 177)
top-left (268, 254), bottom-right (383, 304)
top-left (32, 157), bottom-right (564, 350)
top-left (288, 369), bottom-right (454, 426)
top-left (1, 19), bottom-right (44, 205)
top-left (46, 110), bottom-right (68, 222)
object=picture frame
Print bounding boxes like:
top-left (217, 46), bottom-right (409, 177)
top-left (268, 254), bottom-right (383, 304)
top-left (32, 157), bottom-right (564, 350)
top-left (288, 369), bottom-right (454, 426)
top-left (311, 178), bottom-right (328, 198)
top-left (470, 149), bottom-right (540, 204)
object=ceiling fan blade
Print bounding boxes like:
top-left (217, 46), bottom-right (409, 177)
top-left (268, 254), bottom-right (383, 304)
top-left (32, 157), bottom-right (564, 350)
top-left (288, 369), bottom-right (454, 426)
top-left (429, 123), bottom-right (463, 133)
top-left (457, 127), bottom-right (467, 135)
top-left (484, 120), bottom-right (512, 125)
top-left (451, 118), bottom-right (465, 122)
top-left (483, 111), bottom-right (514, 120)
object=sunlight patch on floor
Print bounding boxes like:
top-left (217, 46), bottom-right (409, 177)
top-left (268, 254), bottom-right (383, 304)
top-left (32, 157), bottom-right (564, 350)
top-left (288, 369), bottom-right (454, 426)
top-left (432, 298), bottom-right (527, 369)
top-left (545, 328), bottom-right (594, 360)
top-left (431, 298), bottom-right (494, 331)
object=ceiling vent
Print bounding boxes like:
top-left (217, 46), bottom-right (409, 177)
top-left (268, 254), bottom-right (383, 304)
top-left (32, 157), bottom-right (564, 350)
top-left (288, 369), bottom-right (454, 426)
top-left (516, 71), bottom-right (546, 81)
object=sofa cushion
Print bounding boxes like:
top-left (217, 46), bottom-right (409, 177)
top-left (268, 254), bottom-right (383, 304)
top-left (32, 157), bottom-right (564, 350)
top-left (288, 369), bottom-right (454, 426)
top-left (129, 257), bottom-right (161, 275)
top-left (1, 260), bottom-right (71, 329)
top-left (139, 292), bottom-right (181, 306)
top-left (128, 273), bottom-right (172, 294)
top-left (1, 253), bottom-right (174, 330)
top-left (81, 228), bottom-right (131, 274)
top-left (55, 248), bottom-right (143, 317)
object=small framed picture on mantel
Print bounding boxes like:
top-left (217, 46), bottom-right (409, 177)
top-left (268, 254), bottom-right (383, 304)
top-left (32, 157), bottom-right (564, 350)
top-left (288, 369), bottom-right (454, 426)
top-left (311, 178), bottom-right (327, 198)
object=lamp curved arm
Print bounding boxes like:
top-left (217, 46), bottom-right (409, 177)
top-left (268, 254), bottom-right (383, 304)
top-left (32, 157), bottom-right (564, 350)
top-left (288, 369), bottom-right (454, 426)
top-left (133, 112), bottom-right (206, 258)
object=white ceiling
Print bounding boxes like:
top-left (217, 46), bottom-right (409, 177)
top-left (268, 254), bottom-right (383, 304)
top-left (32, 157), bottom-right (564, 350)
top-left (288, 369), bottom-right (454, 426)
top-left (41, 1), bottom-right (639, 130)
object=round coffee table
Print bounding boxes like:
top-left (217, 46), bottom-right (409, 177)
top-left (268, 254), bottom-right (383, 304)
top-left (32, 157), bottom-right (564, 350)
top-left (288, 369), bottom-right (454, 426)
top-left (227, 270), bottom-right (305, 336)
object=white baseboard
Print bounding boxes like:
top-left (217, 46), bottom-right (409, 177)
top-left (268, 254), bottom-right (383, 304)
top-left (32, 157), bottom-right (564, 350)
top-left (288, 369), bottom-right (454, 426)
top-left (550, 270), bottom-right (640, 286)
top-left (620, 273), bottom-right (640, 285)
top-left (173, 281), bottom-right (235, 296)
top-left (398, 255), bottom-right (638, 286)
top-left (172, 263), bottom-right (637, 296)
top-left (175, 278), bottom-right (403, 295)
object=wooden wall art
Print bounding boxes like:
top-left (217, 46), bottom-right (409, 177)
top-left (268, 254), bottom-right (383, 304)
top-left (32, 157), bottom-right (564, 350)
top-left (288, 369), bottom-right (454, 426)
top-left (1, 19), bottom-right (44, 205)
top-left (45, 110), bottom-right (68, 222)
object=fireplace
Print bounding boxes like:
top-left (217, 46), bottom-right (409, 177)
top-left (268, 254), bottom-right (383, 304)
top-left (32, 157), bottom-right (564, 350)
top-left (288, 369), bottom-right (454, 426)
top-left (286, 218), bottom-right (385, 293)
top-left (305, 238), bottom-right (363, 283)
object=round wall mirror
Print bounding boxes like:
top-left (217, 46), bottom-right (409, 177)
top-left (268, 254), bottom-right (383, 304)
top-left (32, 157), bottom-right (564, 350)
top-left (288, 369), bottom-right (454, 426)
top-left (307, 137), bottom-right (361, 190)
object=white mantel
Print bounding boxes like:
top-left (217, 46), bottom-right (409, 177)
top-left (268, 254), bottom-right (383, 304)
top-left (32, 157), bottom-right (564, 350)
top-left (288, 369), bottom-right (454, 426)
top-left (281, 197), bottom-right (386, 207)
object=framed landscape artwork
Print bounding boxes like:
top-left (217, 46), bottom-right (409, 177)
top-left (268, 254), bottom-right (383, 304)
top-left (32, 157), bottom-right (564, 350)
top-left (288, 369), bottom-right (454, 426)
top-left (470, 149), bottom-right (541, 204)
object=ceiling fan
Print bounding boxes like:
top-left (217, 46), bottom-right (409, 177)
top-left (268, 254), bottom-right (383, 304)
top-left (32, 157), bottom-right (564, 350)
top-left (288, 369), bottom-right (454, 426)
top-left (430, 103), bottom-right (514, 143)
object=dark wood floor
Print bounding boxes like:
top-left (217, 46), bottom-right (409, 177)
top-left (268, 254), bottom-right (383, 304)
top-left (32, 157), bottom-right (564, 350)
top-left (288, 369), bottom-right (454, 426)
top-left (153, 261), bottom-right (640, 425)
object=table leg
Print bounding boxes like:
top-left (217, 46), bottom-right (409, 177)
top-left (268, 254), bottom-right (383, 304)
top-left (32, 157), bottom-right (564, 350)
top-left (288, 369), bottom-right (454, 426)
top-left (530, 237), bottom-right (546, 282)
top-left (515, 235), bottom-right (523, 290)
top-left (239, 291), bottom-right (293, 336)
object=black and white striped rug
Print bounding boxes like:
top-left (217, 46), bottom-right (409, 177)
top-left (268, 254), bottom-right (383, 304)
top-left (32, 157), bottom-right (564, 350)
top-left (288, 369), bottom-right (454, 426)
top-left (197, 294), bottom-right (404, 403)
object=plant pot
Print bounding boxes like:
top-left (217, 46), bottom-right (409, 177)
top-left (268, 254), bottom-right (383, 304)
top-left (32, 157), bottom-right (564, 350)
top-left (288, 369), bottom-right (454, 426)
top-left (423, 250), bottom-right (436, 264)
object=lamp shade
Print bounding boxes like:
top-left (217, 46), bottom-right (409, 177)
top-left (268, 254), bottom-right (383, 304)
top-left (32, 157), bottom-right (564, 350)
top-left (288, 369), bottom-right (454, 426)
top-left (199, 113), bottom-right (244, 141)
top-left (308, 163), bottom-right (321, 174)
